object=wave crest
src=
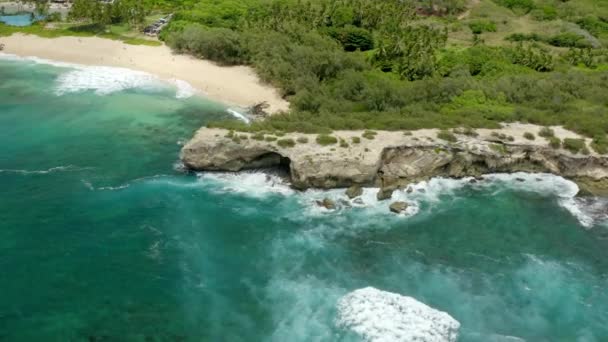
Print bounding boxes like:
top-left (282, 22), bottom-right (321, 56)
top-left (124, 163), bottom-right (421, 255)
top-left (337, 287), bottom-right (460, 342)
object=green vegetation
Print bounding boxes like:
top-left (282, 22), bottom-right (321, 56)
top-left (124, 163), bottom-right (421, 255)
top-left (316, 134), bottom-right (338, 146)
top-left (562, 138), bottom-right (586, 154)
top-left (548, 137), bottom-right (561, 149)
top-left (277, 138), bottom-right (296, 148)
top-left (524, 132), bottom-right (535, 140)
top-left (182, 0), bottom-right (608, 138)
top-left (296, 137), bottom-right (309, 144)
top-left (362, 130), bottom-right (377, 140)
top-left (591, 135), bottom-right (608, 154)
top-left (437, 130), bottom-right (457, 142)
top-left (469, 20), bottom-right (497, 34)
top-left (538, 127), bottom-right (555, 138)
top-left (8, 0), bottom-right (608, 139)
top-left (490, 143), bottom-right (507, 154)
top-left (265, 136), bottom-right (277, 142)
top-left (351, 136), bottom-right (361, 144)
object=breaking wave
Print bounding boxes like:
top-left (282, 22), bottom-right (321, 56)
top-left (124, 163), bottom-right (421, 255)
top-left (192, 171), bottom-right (606, 228)
top-left (226, 108), bottom-right (250, 123)
top-left (336, 287), bottom-right (460, 342)
top-left (0, 53), bottom-right (196, 99)
top-left (197, 172), bottom-right (294, 197)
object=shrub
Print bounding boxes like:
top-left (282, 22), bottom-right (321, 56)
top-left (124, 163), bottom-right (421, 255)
top-left (167, 26), bottom-right (247, 65)
top-left (403, 131), bottom-right (413, 136)
top-left (455, 127), bottom-right (479, 137)
top-left (297, 137), bottom-right (309, 144)
top-left (548, 137), bottom-right (561, 149)
top-left (505, 33), bottom-right (543, 42)
top-left (524, 132), bottom-right (535, 140)
top-left (316, 134), bottom-right (338, 146)
top-left (507, 135), bottom-right (515, 142)
top-left (547, 33), bottom-right (590, 48)
top-left (265, 136), bottom-right (277, 142)
top-left (339, 138), bottom-right (349, 148)
top-left (362, 130), bottom-right (377, 140)
top-left (277, 138), bottom-right (296, 148)
top-left (351, 136), bottom-right (361, 144)
top-left (490, 143), bottom-right (507, 154)
top-left (496, 0), bottom-right (535, 12)
top-left (538, 127), bottom-right (555, 138)
top-left (530, 6), bottom-right (557, 21)
top-left (562, 138), bottom-right (586, 154)
top-left (327, 25), bottom-right (374, 52)
top-left (437, 130), bottom-right (457, 142)
top-left (252, 133), bottom-right (265, 140)
top-left (468, 20), bottom-right (497, 34)
top-left (591, 135), bottom-right (608, 154)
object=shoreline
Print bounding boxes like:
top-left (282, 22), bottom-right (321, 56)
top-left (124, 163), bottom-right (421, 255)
top-left (0, 33), bottom-right (289, 113)
top-left (180, 124), bottom-right (608, 196)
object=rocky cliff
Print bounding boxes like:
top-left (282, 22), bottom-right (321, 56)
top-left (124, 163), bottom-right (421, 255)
top-left (180, 124), bottom-right (608, 196)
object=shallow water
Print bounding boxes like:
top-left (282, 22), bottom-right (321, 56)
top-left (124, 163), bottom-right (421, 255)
top-left (1, 56), bottom-right (608, 341)
top-left (0, 14), bottom-right (42, 27)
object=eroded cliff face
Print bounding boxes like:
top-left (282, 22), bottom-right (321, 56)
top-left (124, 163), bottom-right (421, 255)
top-left (180, 125), bottom-right (608, 195)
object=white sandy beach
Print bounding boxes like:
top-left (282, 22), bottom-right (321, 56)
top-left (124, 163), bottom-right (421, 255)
top-left (0, 33), bottom-right (289, 113)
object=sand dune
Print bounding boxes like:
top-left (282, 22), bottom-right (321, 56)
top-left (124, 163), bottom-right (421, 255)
top-left (0, 33), bottom-right (289, 113)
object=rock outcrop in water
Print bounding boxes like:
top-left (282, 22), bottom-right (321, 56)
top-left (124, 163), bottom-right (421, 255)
top-left (180, 124), bottom-right (608, 196)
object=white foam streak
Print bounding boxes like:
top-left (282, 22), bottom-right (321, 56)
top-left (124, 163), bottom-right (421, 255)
top-left (226, 108), bottom-right (250, 123)
top-left (0, 165), bottom-right (89, 175)
top-left (337, 287), bottom-right (460, 342)
top-left (171, 79), bottom-right (197, 99)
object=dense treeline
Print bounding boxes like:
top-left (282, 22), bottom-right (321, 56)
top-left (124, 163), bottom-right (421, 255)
top-left (154, 0), bottom-right (608, 142)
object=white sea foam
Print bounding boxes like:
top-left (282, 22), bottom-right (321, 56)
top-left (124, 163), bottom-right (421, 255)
top-left (226, 108), bottom-right (250, 123)
top-left (0, 53), bottom-right (196, 99)
top-left (337, 287), bottom-right (460, 342)
top-left (191, 170), bottom-right (603, 227)
top-left (0, 165), bottom-right (89, 175)
top-left (55, 65), bottom-right (164, 96)
top-left (171, 79), bottom-right (197, 99)
top-left (197, 171), bottom-right (294, 197)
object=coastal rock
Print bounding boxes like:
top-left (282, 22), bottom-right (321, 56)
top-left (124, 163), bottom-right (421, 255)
top-left (181, 127), bottom-right (608, 195)
top-left (345, 185), bottom-right (363, 199)
top-left (376, 188), bottom-right (394, 201)
top-left (316, 198), bottom-right (336, 210)
top-left (389, 201), bottom-right (409, 214)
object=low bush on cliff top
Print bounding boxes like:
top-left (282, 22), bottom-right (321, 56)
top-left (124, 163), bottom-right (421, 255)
top-left (524, 132), bottom-right (535, 140)
top-left (437, 130), bottom-right (457, 143)
top-left (316, 134), bottom-right (338, 146)
top-left (562, 138), bottom-right (586, 154)
top-left (548, 137), bottom-right (561, 149)
top-left (539, 127), bottom-right (555, 138)
top-left (277, 138), bottom-right (296, 148)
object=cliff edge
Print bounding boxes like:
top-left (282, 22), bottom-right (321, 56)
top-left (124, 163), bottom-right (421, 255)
top-left (180, 123), bottom-right (608, 196)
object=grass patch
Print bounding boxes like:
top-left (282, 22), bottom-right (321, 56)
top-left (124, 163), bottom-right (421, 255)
top-left (437, 130), bottom-right (457, 142)
top-left (296, 137), bottom-right (309, 144)
top-left (277, 138), bottom-right (295, 148)
top-left (562, 138), bottom-right (586, 154)
top-left (538, 127), bottom-right (555, 138)
top-left (523, 132), bottom-right (535, 140)
top-left (548, 137), bottom-right (561, 149)
top-left (316, 134), bottom-right (338, 146)
top-left (362, 130), bottom-right (377, 140)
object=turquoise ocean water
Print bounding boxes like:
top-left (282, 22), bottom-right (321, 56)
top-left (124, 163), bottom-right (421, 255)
top-left (1, 55), bottom-right (607, 341)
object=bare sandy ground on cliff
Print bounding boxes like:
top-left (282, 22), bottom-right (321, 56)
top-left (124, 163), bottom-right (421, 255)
top-left (0, 34), bottom-right (289, 113)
